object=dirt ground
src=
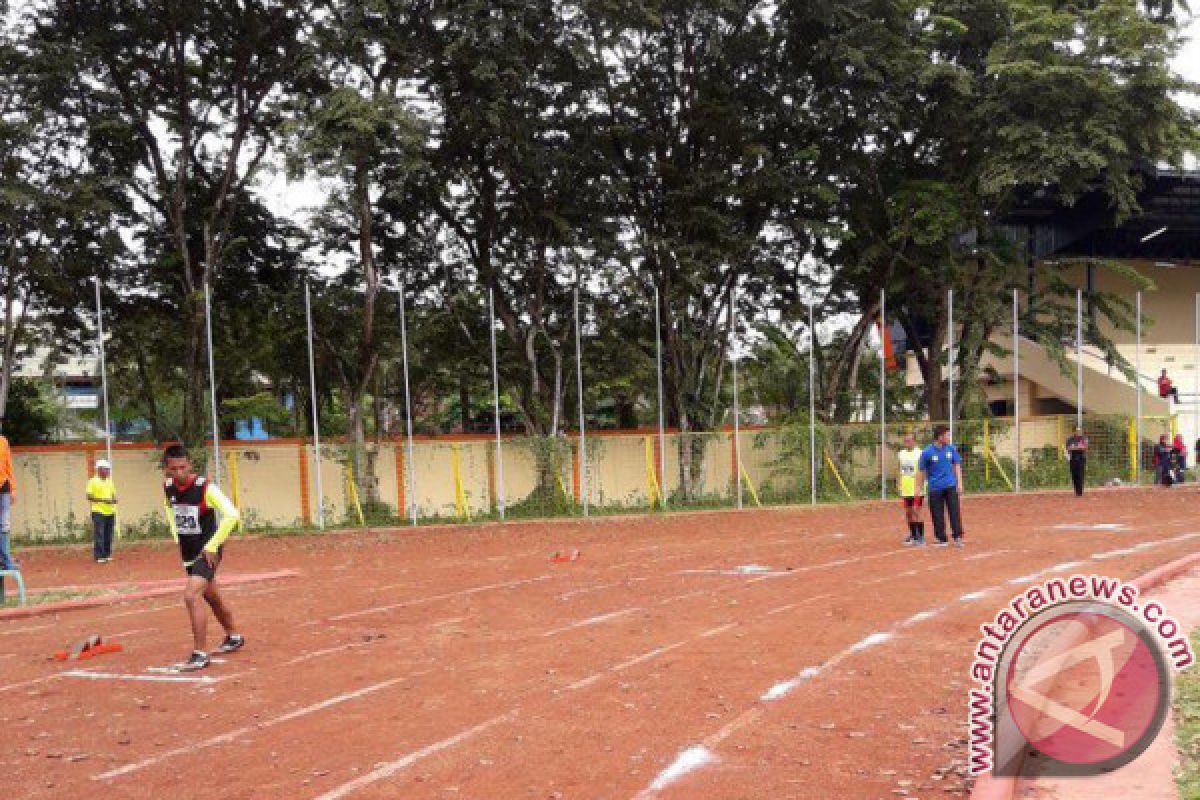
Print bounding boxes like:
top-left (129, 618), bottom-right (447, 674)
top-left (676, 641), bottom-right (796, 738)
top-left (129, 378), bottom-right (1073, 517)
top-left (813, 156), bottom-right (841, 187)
top-left (2, 487), bottom-right (1198, 800)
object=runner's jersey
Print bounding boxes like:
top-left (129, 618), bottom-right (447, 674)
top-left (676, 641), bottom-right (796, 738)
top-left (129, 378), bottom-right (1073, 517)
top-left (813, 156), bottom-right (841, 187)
top-left (164, 476), bottom-right (239, 567)
top-left (897, 448), bottom-right (922, 497)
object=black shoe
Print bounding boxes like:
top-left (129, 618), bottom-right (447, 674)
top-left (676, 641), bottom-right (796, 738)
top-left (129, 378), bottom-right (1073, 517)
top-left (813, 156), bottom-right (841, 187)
top-left (178, 650), bottom-right (211, 672)
top-left (217, 634), bottom-right (245, 654)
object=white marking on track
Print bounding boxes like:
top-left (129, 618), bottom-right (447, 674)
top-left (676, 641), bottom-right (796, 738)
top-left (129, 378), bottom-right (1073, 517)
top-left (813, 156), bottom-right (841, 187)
top-left (960, 590), bottom-right (990, 601)
top-left (635, 745), bottom-right (717, 797)
top-left (633, 529), bottom-right (1200, 795)
top-left (280, 642), bottom-right (371, 667)
top-left (94, 676), bottom-right (410, 780)
top-left (566, 641), bottom-right (689, 691)
top-left (851, 632), bottom-right (892, 652)
top-left (0, 622), bottom-right (55, 636)
top-left (313, 712), bottom-right (515, 800)
top-left (62, 670), bottom-right (221, 684)
top-left (699, 623), bottom-right (737, 638)
top-left (329, 575), bottom-right (551, 621)
top-left (905, 609), bottom-right (941, 625)
top-left (0, 673), bottom-right (60, 693)
top-left (107, 603), bottom-right (175, 619)
top-left (542, 607), bottom-right (640, 638)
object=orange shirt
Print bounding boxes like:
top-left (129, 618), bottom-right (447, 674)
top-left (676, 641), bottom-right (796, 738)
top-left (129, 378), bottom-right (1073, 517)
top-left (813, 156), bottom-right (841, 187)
top-left (0, 435), bottom-right (14, 496)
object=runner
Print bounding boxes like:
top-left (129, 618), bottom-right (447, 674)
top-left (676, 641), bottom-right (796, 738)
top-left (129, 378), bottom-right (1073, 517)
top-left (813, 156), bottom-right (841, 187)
top-left (896, 433), bottom-right (925, 545)
top-left (162, 444), bottom-right (244, 671)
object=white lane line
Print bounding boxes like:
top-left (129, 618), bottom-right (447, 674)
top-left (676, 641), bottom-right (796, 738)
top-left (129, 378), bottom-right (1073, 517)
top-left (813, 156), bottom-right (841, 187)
top-left (0, 674), bottom-right (61, 694)
top-left (0, 622), bottom-right (55, 636)
top-left (280, 642), bottom-right (372, 667)
top-left (107, 604), bottom-right (176, 619)
top-left (95, 676), bottom-right (410, 780)
top-left (109, 627), bottom-right (159, 639)
top-left (634, 745), bottom-right (717, 798)
top-left (62, 670), bottom-right (221, 685)
top-left (657, 589), bottom-right (709, 606)
top-left (566, 641), bottom-right (689, 691)
top-left (632, 531), bottom-right (1200, 798)
top-left (542, 607), bottom-right (641, 638)
top-left (329, 575), bottom-right (551, 622)
top-left (699, 623), bottom-right (737, 639)
top-left (851, 632), bottom-right (892, 652)
top-left (313, 712), bottom-right (516, 800)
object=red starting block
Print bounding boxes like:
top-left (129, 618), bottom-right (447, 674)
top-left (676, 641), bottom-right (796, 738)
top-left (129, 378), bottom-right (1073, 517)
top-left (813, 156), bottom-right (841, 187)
top-left (53, 634), bottom-right (123, 662)
top-left (550, 548), bottom-right (581, 563)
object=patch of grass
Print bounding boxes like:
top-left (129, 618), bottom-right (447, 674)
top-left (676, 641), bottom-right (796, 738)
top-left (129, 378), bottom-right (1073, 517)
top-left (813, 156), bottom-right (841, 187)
top-left (1, 586), bottom-right (113, 608)
top-left (1175, 630), bottom-right (1200, 799)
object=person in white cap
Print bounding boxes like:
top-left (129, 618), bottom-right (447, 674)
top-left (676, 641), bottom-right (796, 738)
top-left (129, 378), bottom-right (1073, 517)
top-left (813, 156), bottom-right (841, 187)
top-left (86, 458), bottom-right (118, 562)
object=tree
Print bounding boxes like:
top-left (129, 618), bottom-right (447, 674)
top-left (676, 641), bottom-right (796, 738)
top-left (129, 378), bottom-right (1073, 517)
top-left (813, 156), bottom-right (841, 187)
top-left (1, 11), bottom-right (124, 419)
top-left (30, 0), bottom-right (321, 444)
top-left (583, 0), bottom-right (829, 497)
top-left (287, 0), bottom-right (438, 497)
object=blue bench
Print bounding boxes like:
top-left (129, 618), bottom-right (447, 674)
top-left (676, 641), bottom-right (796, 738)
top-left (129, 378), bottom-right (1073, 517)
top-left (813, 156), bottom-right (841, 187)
top-left (0, 569), bottom-right (26, 607)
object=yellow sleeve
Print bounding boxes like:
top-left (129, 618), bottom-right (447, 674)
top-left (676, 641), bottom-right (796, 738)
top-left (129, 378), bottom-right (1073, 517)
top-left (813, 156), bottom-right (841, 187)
top-left (203, 484), bottom-right (240, 552)
top-left (164, 497), bottom-right (178, 543)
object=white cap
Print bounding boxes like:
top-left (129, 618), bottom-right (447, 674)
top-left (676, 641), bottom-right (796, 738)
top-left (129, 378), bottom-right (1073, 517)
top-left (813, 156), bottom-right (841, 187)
top-left (95, 459), bottom-right (111, 470)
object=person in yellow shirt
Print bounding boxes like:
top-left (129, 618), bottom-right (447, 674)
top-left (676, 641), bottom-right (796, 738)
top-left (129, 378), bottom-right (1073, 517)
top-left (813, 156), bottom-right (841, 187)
top-left (86, 459), bottom-right (118, 563)
top-left (0, 421), bottom-right (15, 570)
top-left (896, 433), bottom-right (926, 546)
top-left (162, 444), bottom-right (243, 671)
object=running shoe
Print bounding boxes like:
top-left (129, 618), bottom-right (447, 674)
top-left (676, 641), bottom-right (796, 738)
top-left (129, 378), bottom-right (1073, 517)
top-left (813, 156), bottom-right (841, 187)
top-left (178, 650), bottom-right (211, 672)
top-left (217, 634), bottom-right (245, 654)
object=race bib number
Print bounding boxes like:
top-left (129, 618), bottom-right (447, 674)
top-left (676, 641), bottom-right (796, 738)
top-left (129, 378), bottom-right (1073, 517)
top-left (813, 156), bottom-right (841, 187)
top-left (174, 505), bottom-right (202, 535)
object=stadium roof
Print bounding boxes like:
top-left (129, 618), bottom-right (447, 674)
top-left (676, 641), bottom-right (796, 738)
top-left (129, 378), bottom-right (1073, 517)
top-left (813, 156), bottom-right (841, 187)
top-left (1001, 168), bottom-right (1200, 263)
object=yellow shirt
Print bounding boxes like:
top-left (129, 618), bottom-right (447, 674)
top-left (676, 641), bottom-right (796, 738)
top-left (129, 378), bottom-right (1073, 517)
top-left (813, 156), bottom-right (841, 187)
top-left (897, 448), bottom-right (923, 497)
top-left (86, 476), bottom-right (117, 516)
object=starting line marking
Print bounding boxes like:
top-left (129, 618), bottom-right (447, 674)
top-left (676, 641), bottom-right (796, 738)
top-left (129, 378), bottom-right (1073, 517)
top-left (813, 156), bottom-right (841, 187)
top-left (62, 670), bottom-right (220, 685)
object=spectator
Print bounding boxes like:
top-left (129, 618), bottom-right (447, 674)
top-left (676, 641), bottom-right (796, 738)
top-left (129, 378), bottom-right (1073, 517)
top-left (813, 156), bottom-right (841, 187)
top-left (1065, 426), bottom-right (1088, 497)
top-left (86, 459), bottom-right (118, 563)
top-left (1159, 369), bottom-right (1180, 403)
top-left (0, 419), bottom-right (13, 570)
top-left (1154, 434), bottom-right (1176, 486)
top-left (1174, 434), bottom-right (1188, 482)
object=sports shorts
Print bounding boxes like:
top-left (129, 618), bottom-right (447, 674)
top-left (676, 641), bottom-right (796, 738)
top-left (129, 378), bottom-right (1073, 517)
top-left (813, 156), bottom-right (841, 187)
top-left (184, 546), bottom-right (224, 581)
top-left (902, 496), bottom-right (924, 509)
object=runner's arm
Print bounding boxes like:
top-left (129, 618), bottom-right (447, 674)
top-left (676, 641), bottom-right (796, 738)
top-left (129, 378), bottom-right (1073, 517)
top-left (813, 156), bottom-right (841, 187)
top-left (163, 498), bottom-right (178, 543)
top-left (203, 484), bottom-right (240, 552)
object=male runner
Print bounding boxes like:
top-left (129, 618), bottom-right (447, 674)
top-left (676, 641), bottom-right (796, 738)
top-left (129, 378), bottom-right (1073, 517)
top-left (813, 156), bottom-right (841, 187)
top-left (896, 433), bottom-right (925, 545)
top-left (162, 444), bottom-right (244, 670)
top-left (916, 424), bottom-right (965, 548)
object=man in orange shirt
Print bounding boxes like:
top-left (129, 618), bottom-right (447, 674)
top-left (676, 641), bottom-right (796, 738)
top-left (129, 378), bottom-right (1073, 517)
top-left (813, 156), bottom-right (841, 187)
top-left (0, 420), bottom-right (15, 569)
